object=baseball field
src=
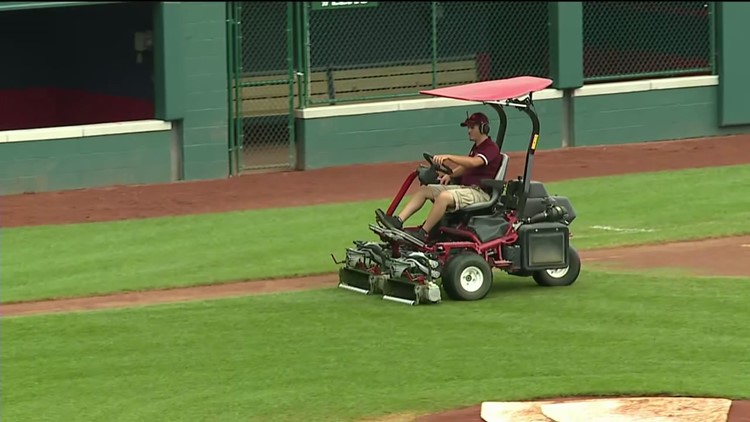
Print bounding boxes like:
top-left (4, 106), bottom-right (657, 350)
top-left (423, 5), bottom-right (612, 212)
top-left (2, 134), bottom-right (750, 421)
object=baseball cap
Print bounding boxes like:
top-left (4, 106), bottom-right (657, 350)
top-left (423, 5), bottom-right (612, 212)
top-left (460, 112), bottom-right (489, 127)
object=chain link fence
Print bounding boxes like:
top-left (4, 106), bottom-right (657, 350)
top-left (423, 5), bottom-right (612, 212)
top-left (227, 1), bottom-right (716, 172)
top-left (229, 1), bottom-right (294, 171)
top-left (304, 1), bottom-right (549, 106)
top-left (582, 1), bottom-right (713, 82)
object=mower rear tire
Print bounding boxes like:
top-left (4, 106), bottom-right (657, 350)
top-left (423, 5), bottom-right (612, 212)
top-left (532, 245), bottom-right (581, 287)
top-left (441, 252), bottom-right (493, 301)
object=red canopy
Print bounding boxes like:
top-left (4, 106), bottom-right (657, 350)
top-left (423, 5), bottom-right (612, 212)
top-left (420, 76), bottom-right (553, 102)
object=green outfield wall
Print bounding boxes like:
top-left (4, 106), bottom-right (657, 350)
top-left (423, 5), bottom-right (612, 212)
top-left (3, 75), bottom-right (749, 195)
top-left (294, 95), bottom-right (563, 170)
top-left (293, 76), bottom-right (750, 170)
top-left (2, 2), bottom-right (750, 196)
top-left (177, 2), bottom-right (230, 182)
top-left (574, 78), bottom-right (746, 146)
top-left (0, 123), bottom-right (172, 195)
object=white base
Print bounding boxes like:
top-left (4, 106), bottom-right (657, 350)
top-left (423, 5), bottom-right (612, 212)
top-left (481, 397), bottom-right (733, 422)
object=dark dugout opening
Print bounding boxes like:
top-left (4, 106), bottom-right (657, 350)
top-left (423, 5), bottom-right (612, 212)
top-left (0, 2), bottom-right (156, 131)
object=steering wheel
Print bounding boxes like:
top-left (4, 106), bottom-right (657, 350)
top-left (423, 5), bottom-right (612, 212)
top-left (423, 153), bottom-right (453, 175)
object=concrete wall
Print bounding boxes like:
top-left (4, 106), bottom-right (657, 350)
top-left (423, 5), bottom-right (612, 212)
top-left (716, 2), bottom-right (750, 126)
top-left (0, 122), bottom-right (173, 195)
top-left (573, 77), bottom-right (747, 146)
top-left (295, 94), bottom-right (562, 169)
top-left (176, 2), bottom-right (230, 181)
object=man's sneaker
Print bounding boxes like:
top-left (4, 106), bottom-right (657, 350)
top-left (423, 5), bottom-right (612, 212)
top-left (375, 209), bottom-right (403, 231)
top-left (409, 227), bottom-right (429, 244)
top-left (404, 226), bottom-right (422, 235)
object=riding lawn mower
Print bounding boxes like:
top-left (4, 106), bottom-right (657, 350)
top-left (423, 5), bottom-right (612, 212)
top-left (331, 76), bottom-right (582, 306)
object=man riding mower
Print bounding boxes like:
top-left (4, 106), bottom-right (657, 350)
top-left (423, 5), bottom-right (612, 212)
top-left (376, 111), bottom-right (503, 244)
top-left (332, 76), bottom-right (582, 306)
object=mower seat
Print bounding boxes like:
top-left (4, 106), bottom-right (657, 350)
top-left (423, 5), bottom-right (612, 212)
top-left (454, 153), bottom-right (509, 215)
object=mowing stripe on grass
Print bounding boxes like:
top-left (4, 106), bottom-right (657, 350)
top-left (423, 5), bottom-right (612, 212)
top-left (2, 164), bottom-right (749, 303)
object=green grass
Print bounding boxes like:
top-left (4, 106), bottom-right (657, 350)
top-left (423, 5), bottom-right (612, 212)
top-left (3, 269), bottom-right (750, 422)
top-left (3, 164), bottom-right (750, 303)
top-left (555, 163), bottom-right (750, 248)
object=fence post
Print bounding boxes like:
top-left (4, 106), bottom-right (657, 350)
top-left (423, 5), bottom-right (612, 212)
top-left (431, 2), bottom-right (438, 88)
top-left (549, 1), bottom-right (583, 148)
top-left (287, 2), bottom-right (297, 166)
top-left (301, 2), bottom-right (311, 108)
top-left (708, 2), bottom-right (717, 76)
top-left (225, 2), bottom-right (236, 175)
top-left (231, 2), bottom-right (244, 174)
top-left (294, 2), bottom-right (306, 108)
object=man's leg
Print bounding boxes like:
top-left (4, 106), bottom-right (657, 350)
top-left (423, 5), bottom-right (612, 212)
top-left (377, 185), bottom-right (443, 230)
top-left (397, 186), bottom-right (437, 222)
top-left (414, 187), bottom-right (490, 240)
top-left (421, 191), bottom-right (454, 233)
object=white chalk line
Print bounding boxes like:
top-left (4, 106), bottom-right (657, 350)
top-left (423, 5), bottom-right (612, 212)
top-left (590, 225), bottom-right (656, 234)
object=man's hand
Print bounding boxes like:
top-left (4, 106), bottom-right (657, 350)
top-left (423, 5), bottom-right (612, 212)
top-left (433, 154), bottom-right (453, 166)
top-left (438, 173), bottom-right (451, 185)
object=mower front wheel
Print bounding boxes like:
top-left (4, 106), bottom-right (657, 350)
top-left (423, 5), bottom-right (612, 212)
top-left (442, 252), bottom-right (493, 301)
top-left (532, 245), bottom-right (582, 287)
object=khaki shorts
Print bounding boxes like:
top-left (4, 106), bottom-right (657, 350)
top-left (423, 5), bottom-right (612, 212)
top-left (426, 184), bottom-right (490, 211)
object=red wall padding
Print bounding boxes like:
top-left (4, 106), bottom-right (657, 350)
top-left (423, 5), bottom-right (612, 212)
top-left (0, 87), bottom-right (154, 131)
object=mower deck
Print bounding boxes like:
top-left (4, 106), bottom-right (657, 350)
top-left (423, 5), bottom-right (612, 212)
top-left (338, 267), bottom-right (441, 306)
top-left (334, 227), bottom-right (443, 305)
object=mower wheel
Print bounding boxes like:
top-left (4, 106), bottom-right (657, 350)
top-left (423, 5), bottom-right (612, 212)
top-left (441, 252), bottom-right (493, 301)
top-left (532, 245), bottom-right (581, 287)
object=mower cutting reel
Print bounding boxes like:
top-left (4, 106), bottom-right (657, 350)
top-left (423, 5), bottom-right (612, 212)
top-left (335, 237), bottom-right (443, 306)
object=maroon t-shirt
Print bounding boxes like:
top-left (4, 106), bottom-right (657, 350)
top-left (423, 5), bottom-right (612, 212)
top-left (459, 138), bottom-right (502, 187)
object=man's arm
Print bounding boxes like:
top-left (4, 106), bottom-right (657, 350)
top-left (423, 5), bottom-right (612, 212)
top-left (441, 165), bottom-right (467, 178)
top-left (435, 154), bottom-right (484, 169)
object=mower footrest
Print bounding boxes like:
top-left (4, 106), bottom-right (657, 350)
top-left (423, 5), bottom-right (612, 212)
top-left (369, 224), bottom-right (426, 248)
